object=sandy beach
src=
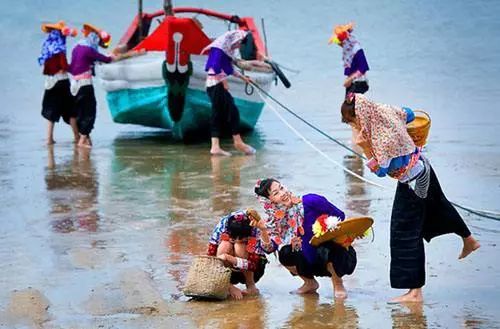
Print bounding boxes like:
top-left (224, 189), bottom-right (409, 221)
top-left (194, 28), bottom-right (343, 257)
top-left (1, 0), bottom-right (500, 328)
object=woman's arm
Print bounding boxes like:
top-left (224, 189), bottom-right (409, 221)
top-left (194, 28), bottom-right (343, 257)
top-left (313, 195), bottom-right (346, 220)
top-left (218, 253), bottom-right (259, 272)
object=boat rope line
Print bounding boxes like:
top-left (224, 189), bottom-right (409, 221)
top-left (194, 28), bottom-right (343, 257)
top-left (251, 82), bottom-right (366, 159)
top-left (254, 88), bottom-right (387, 188)
top-left (251, 82), bottom-right (500, 221)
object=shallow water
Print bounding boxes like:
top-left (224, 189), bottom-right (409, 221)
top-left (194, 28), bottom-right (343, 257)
top-left (1, 0), bottom-right (500, 328)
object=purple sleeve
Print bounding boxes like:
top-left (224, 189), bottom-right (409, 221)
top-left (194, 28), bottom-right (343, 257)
top-left (205, 47), bottom-right (234, 75)
top-left (312, 195), bottom-right (346, 220)
top-left (344, 49), bottom-right (369, 76)
top-left (89, 48), bottom-right (113, 64)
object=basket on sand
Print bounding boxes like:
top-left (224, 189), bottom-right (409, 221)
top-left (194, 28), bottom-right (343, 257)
top-left (407, 110), bottom-right (431, 147)
top-left (183, 255), bottom-right (231, 300)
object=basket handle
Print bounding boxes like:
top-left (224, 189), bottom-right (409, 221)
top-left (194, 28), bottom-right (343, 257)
top-left (414, 110), bottom-right (431, 124)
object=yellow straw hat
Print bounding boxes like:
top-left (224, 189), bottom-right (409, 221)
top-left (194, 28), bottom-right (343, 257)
top-left (82, 23), bottom-right (111, 48)
top-left (328, 22), bottom-right (355, 45)
top-left (310, 216), bottom-right (373, 247)
top-left (41, 20), bottom-right (66, 33)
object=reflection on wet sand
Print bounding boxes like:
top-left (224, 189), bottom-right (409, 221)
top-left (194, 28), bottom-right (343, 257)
top-left (343, 156), bottom-right (371, 216)
top-left (390, 302), bottom-right (427, 329)
top-left (211, 155), bottom-right (253, 214)
top-left (45, 146), bottom-right (99, 233)
top-left (165, 155), bottom-right (252, 292)
top-left (188, 296), bottom-right (267, 329)
top-left (282, 294), bottom-right (359, 329)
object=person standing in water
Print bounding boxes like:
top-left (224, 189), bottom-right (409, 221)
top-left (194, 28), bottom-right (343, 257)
top-left (69, 24), bottom-right (140, 148)
top-left (69, 23), bottom-right (113, 148)
top-left (329, 22), bottom-right (370, 156)
top-left (340, 93), bottom-right (480, 303)
top-left (39, 21), bottom-right (79, 145)
top-left (202, 30), bottom-right (256, 156)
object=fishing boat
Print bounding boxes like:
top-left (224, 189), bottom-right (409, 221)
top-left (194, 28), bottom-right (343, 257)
top-left (96, 6), bottom-right (282, 141)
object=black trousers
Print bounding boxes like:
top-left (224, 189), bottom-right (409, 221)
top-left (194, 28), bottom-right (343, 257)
top-left (74, 85), bottom-right (97, 136)
top-left (390, 165), bottom-right (471, 289)
top-left (279, 243), bottom-right (357, 279)
top-left (206, 83), bottom-right (241, 137)
top-left (41, 79), bottom-right (76, 124)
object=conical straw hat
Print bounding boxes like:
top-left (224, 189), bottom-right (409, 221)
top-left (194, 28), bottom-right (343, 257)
top-left (310, 216), bottom-right (373, 247)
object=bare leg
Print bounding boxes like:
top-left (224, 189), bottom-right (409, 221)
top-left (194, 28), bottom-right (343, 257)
top-left (327, 262), bottom-right (347, 299)
top-left (390, 288), bottom-right (423, 303)
top-left (78, 135), bottom-right (92, 148)
top-left (47, 121), bottom-right (55, 145)
top-left (69, 117), bottom-right (79, 143)
top-left (283, 265), bottom-right (319, 294)
top-left (216, 240), bottom-right (234, 257)
top-left (210, 137), bottom-right (231, 156)
top-left (234, 242), bottom-right (259, 296)
top-left (47, 145), bottom-right (55, 169)
top-left (458, 235), bottom-right (480, 259)
top-left (233, 134), bottom-right (256, 155)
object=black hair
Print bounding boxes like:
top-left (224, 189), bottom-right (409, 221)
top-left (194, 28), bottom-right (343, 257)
top-left (341, 98), bottom-right (356, 124)
top-left (227, 215), bottom-right (252, 239)
top-left (254, 178), bottom-right (278, 198)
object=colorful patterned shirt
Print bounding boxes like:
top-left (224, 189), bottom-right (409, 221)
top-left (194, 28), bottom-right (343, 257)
top-left (207, 211), bottom-right (265, 272)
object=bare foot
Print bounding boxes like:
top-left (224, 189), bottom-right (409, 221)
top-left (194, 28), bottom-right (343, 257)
top-left (210, 148), bottom-right (232, 156)
top-left (293, 279), bottom-right (319, 294)
top-left (327, 263), bottom-right (348, 299)
top-left (228, 284), bottom-right (243, 300)
top-left (234, 142), bottom-right (256, 155)
top-left (334, 281), bottom-right (348, 299)
top-left (242, 285), bottom-right (260, 296)
top-left (78, 142), bottom-right (92, 149)
top-left (389, 288), bottom-right (423, 303)
top-left (459, 236), bottom-right (480, 259)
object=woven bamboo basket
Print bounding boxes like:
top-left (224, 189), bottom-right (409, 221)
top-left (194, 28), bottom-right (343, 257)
top-left (407, 110), bottom-right (431, 147)
top-left (183, 255), bottom-right (231, 300)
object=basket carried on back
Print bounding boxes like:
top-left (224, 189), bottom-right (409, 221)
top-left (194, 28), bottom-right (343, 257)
top-left (183, 255), bottom-right (231, 300)
top-left (407, 110), bottom-right (431, 147)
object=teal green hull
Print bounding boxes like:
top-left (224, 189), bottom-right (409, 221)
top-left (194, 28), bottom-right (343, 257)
top-left (106, 86), bottom-right (264, 140)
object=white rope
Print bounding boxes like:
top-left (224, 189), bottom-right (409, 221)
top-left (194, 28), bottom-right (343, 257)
top-left (256, 88), bottom-right (500, 220)
top-left (256, 88), bottom-right (389, 189)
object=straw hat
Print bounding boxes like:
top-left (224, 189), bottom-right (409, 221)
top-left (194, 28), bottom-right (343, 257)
top-left (328, 22), bottom-right (355, 45)
top-left (310, 216), bottom-right (373, 247)
top-left (41, 20), bottom-right (66, 33)
top-left (41, 20), bottom-right (77, 37)
top-left (82, 23), bottom-right (111, 48)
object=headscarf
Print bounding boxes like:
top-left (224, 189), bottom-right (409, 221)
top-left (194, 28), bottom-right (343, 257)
top-left (342, 34), bottom-right (362, 69)
top-left (78, 32), bottom-right (100, 51)
top-left (354, 94), bottom-right (415, 165)
top-left (201, 30), bottom-right (248, 57)
top-left (38, 30), bottom-right (66, 66)
top-left (254, 179), bottom-right (304, 248)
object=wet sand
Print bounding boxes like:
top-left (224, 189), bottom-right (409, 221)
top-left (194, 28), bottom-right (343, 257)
top-left (0, 132), bottom-right (499, 328)
top-left (1, 0), bottom-right (500, 328)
